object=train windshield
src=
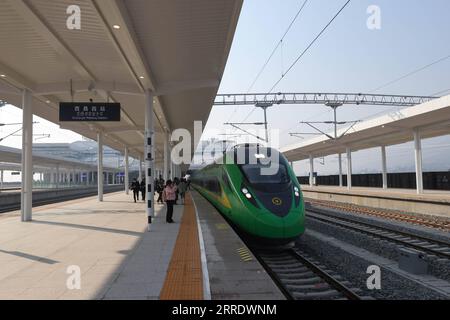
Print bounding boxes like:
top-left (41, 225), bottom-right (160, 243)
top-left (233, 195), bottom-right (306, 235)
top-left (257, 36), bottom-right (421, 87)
top-left (240, 162), bottom-right (290, 184)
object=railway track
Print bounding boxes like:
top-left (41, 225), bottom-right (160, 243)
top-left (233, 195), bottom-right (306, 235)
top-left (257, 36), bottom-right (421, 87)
top-left (256, 249), bottom-right (364, 300)
top-left (307, 199), bottom-right (450, 232)
top-left (0, 187), bottom-right (123, 214)
top-left (306, 207), bottom-right (450, 260)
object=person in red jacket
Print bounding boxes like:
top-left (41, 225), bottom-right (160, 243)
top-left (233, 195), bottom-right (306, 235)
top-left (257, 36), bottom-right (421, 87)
top-left (162, 180), bottom-right (177, 223)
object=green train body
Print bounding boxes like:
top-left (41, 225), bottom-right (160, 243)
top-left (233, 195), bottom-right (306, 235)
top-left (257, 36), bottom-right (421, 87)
top-left (192, 145), bottom-right (305, 244)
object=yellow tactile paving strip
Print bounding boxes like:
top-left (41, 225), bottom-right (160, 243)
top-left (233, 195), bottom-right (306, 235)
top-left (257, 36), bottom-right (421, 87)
top-left (159, 193), bottom-right (203, 300)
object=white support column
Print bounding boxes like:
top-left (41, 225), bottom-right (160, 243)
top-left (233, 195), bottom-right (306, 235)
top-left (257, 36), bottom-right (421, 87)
top-left (98, 132), bottom-right (104, 202)
top-left (309, 155), bottom-right (314, 187)
top-left (164, 133), bottom-right (169, 181)
top-left (21, 89), bottom-right (33, 222)
top-left (56, 165), bottom-right (60, 189)
top-left (0, 170), bottom-right (3, 190)
top-left (125, 147), bottom-right (129, 195)
top-left (338, 153), bottom-right (343, 187)
top-left (346, 147), bottom-right (352, 190)
top-left (138, 156), bottom-right (143, 182)
top-left (112, 171), bottom-right (115, 185)
top-left (381, 145), bottom-right (388, 190)
top-left (145, 90), bottom-right (155, 231)
top-left (414, 129), bottom-right (424, 194)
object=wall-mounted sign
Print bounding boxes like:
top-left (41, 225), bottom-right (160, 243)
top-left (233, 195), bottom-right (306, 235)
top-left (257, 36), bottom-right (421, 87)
top-left (59, 102), bottom-right (121, 122)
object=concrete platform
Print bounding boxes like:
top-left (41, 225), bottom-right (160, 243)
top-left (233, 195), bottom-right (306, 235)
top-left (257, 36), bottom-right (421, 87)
top-left (0, 190), bottom-right (283, 300)
top-left (301, 185), bottom-right (450, 218)
top-left (0, 191), bottom-right (183, 300)
top-left (192, 191), bottom-right (284, 300)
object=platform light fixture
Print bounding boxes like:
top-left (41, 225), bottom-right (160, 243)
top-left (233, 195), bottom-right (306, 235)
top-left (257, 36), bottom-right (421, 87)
top-left (113, 24), bottom-right (121, 30)
top-left (0, 74), bottom-right (6, 78)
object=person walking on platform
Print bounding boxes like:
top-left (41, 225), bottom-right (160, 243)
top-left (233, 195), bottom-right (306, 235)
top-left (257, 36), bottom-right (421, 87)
top-left (156, 178), bottom-right (164, 204)
top-left (178, 178), bottom-right (187, 205)
top-left (140, 178), bottom-right (146, 202)
top-left (131, 179), bottom-right (140, 203)
top-left (162, 180), bottom-right (177, 223)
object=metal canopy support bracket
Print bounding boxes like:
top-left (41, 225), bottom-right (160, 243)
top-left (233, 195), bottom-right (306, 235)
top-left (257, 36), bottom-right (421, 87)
top-left (21, 89), bottom-right (33, 222)
top-left (97, 132), bottom-right (104, 202)
top-left (414, 129), bottom-right (424, 194)
top-left (145, 90), bottom-right (155, 231)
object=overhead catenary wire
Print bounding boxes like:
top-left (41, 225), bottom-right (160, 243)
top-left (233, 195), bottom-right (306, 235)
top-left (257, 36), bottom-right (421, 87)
top-left (230, 0), bottom-right (310, 125)
top-left (267, 0), bottom-right (351, 94)
top-left (239, 0), bottom-right (352, 129)
top-left (370, 53), bottom-right (450, 93)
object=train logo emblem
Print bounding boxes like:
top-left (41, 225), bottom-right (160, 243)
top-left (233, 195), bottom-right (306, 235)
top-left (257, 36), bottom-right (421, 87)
top-left (272, 197), bottom-right (282, 206)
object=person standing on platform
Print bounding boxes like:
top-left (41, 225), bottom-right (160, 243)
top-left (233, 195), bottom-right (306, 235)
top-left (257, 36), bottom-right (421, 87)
top-left (178, 178), bottom-right (187, 205)
top-left (173, 177), bottom-right (180, 205)
top-left (131, 178), bottom-right (140, 203)
top-left (140, 178), bottom-right (146, 202)
top-left (162, 180), bottom-right (177, 223)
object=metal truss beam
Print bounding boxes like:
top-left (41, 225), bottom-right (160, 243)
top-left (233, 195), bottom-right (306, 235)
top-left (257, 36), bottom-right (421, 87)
top-left (214, 93), bottom-right (437, 107)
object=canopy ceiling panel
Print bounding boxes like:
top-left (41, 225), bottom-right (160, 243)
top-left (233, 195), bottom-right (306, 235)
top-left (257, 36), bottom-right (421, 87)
top-left (0, 0), bottom-right (243, 166)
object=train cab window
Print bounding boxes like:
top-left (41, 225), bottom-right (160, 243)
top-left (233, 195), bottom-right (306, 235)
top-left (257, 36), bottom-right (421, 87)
top-left (206, 177), bottom-right (222, 194)
top-left (240, 162), bottom-right (289, 184)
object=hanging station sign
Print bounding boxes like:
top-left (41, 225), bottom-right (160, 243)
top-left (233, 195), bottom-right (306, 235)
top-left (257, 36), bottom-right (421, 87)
top-left (59, 102), bottom-right (121, 122)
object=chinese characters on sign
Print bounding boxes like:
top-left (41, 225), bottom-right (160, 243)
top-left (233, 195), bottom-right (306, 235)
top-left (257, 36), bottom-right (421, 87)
top-left (59, 103), bottom-right (121, 122)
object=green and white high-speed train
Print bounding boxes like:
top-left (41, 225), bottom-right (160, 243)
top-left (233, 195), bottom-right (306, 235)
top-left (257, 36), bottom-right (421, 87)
top-left (191, 144), bottom-right (305, 245)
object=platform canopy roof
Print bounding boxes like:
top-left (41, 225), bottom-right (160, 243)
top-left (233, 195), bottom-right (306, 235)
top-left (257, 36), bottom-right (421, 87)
top-left (0, 145), bottom-right (116, 171)
top-left (281, 95), bottom-right (450, 161)
top-left (0, 0), bottom-right (243, 162)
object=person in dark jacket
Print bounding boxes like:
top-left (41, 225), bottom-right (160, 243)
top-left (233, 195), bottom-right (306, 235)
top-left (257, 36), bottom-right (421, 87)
top-left (140, 178), bottom-right (146, 202)
top-left (156, 178), bottom-right (164, 204)
top-left (131, 179), bottom-right (140, 203)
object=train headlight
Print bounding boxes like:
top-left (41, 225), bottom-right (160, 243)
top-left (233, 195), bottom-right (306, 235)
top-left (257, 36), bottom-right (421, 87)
top-left (245, 193), bottom-right (252, 199)
top-left (295, 192), bottom-right (300, 197)
top-left (294, 186), bottom-right (299, 192)
top-left (242, 188), bottom-right (249, 195)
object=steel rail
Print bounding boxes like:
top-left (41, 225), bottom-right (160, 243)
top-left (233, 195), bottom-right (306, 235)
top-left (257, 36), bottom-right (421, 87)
top-left (306, 209), bottom-right (450, 259)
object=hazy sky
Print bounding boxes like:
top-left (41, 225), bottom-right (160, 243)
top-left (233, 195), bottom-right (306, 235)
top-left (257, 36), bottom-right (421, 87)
top-left (1, 0), bottom-right (450, 176)
top-left (205, 0), bottom-right (450, 175)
